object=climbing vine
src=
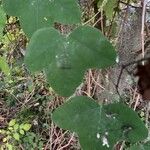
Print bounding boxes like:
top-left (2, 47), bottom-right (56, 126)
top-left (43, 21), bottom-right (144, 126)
top-left (0, 0), bottom-right (149, 149)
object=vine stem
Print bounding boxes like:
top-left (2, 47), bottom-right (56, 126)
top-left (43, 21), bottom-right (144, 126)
top-left (116, 57), bottom-right (150, 96)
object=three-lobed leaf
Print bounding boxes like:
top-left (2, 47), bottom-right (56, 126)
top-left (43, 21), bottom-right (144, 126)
top-left (52, 96), bottom-right (148, 150)
top-left (52, 96), bottom-right (122, 150)
top-left (25, 26), bottom-right (116, 96)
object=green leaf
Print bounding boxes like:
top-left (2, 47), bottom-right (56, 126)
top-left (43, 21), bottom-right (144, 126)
top-left (13, 133), bottom-right (20, 141)
top-left (22, 123), bottom-right (31, 131)
top-left (13, 124), bottom-right (19, 130)
top-left (104, 0), bottom-right (117, 19)
top-left (2, 0), bottom-right (81, 37)
top-left (0, 56), bottom-right (10, 76)
top-left (52, 96), bottom-right (148, 150)
top-left (3, 138), bottom-right (7, 142)
top-left (6, 143), bottom-right (13, 150)
top-left (6, 131), bottom-right (11, 135)
top-left (25, 26), bottom-right (116, 96)
top-left (8, 119), bottom-right (16, 127)
top-left (8, 127), bottom-right (13, 131)
top-left (0, 6), bottom-right (6, 39)
top-left (19, 129), bottom-right (25, 135)
top-left (19, 123), bottom-right (24, 129)
top-left (97, 0), bottom-right (117, 19)
top-left (0, 129), bottom-right (6, 134)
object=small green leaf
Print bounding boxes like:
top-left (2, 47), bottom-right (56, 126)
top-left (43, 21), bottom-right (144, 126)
top-left (6, 131), bottom-right (11, 134)
top-left (6, 143), bottom-right (13, 150)
top-left (22, 124), bottom-right (31, 131)
top-left (3, 138), bottom-right (7, 142)
top-left (104, 0), bottom-right (117, 19)
top-left (20, 123), bottom-right (24, 129)
top-left (8, 127), bottom-right (13, 131)
top-left (0, 56), bottom-right (10, 76)
top-left (13, 124), bottom-right (19, 130)
top-left (19, 129), bottom-right (25, 135)
top-left (13, 133), bottom-right (20, 141)
top-left (0, 129), bottom-right (6, 134)
top-left (8, 119), bottom-right (16, 127)
top-left (97, 0), bottom-right (117, 19)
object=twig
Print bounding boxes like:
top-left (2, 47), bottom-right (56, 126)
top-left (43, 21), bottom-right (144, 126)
top-left (57, 133), bottom-right (75, 150)
top-left (141, 0), bottom-right (147, 59)
top-left (119, 141), bottom-right (125, 150)
top-left (115, 56), bottom-right (150, 97)
top-left (133, 94), bottom-right (140, 110)
top-left (120, 0), bottom-right (141, 8)
top-left (83, 11), bottom-right (100, 26)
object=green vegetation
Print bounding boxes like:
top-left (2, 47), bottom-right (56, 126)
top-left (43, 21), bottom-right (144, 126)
top-left (0, 0), bottom-right (150, 150)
